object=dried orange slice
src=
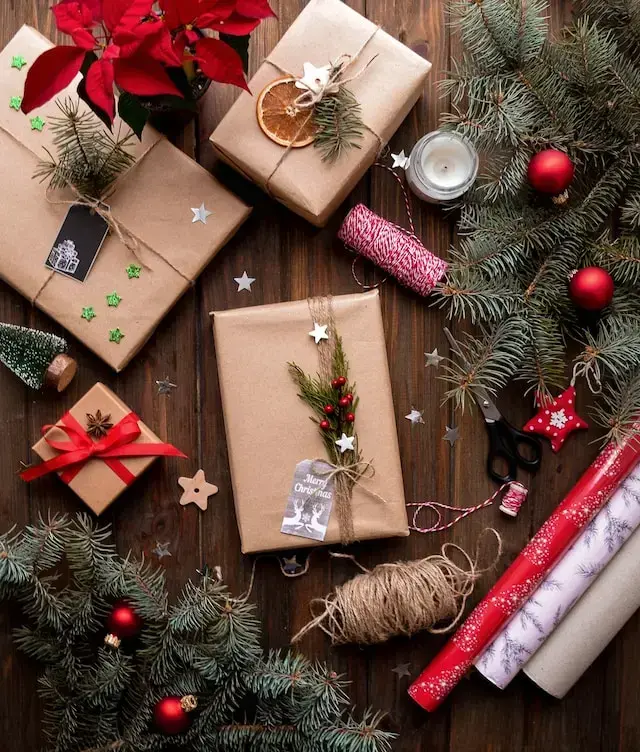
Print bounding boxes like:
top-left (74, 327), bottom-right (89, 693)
top-left (256, 77), bottom-right (316, 148)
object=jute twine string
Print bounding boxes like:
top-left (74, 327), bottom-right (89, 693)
top-left (291, 529), bottom-right (502, 646)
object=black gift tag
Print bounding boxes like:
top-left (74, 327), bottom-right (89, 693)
top-left (45, 204), bottom-right (110, 282)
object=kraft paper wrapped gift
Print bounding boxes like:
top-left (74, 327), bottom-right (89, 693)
top-left (210, 0), bottom-right (432, 226)
top-left (24, 382), bottom-right (185, 515)
top-left (211, 289), bottom-right (408, 553)
top-left (0, 26), bottom-right (251, 372)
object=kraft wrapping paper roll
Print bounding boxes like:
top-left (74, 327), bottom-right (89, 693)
top-left (523, 520), bottom-right (640, 698)
top-left (475, 467), bottom-right (640, 688)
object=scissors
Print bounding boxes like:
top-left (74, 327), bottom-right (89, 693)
top-left (444, 328), bottom-right (542, 485)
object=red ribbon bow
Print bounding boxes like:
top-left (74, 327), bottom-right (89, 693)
top-left (20, 411), bottom-right (186, 486)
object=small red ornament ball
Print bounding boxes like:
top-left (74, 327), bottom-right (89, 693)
top-left (320, 419), bottom-right (331, 431)
top-left (153, 696), bottom-right (193, 735)
top-left (344, 393), bottom-right (354, 404)
top-left (337, 376), bottom-right (347, 387)
top-left (527, 149), bottom-right (574, 195)
top-left (568, 267), bottom-right (615, 311)
top-left (345, 412), bottom-right (355, 423)
top-left (338, 396), bottom-right (351, 408)
top-left (331, 378), bottom-right (340, 389)
top-left (323, 404), bottom-right (335, 416)
top-left (107, 600), bottom-right (143, 639)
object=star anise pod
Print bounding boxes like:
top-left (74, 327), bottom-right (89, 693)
top-left (85, 410), bottom-right (113, 439)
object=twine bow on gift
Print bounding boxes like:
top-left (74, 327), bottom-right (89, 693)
top-left (292, 53), bottom-right (378, 109)
top-left (20, 411), bottom-right (186, 486)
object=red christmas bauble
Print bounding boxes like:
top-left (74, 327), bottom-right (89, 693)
top-left (319, 419), bottom-right (331, 431)
top-left (338, 396), bottom-right (351, 408)
top-left (568, 267), bottom-right (615, 311)
top-left (323, 404), bottom-right (335, 415)
top-left (527, 149), bottom-right (574, 195)
top-left (344, 393), bottom-right (354, 404)
top-left (331, 378), bottom-right (340, 389)
top-left (336, 376), bottom-right (347, 387)
top-left (107, 600), bottom-right (143, 639)
top-left (153, 695), bottom-right (196, 735)
top-left (345, 412), bottom-right (355, 423)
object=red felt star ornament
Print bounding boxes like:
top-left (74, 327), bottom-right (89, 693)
top-left (523, 385), bottom-right (588, 452)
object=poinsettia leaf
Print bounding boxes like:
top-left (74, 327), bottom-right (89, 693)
top-left (196, 0), bottom-right (237, 24)
top-left (218, 31), bottom-right (250, 71)
top-left (236, 0), bottom-right (275, 19)
top-left (52, 2), bottom-right (97, 48)
top-left (118, 91), bottom-right (149, 139)
top-left (21, 46), bottom-right (88, 113)
top-left (103, 0), bottom-right (154, 33)
top-left (205, 13), bottom-right (261, 36)
top-left (115, 21), bottom-right (181, 66)
top-left (195, 37), bottom-right (249, 91)
top-left (59, 0), bottom-right (103, 21)
top-left (78, 77), bottom-right (112, 129)
top-left (158, 0), bottom-right (200, 29)
top-left (113, 56), bottom-right (184, 97)
top-left (85, 58), bottom-right (115, 120)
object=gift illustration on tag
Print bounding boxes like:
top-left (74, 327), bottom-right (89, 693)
top-left (48, 239), bottom-right (79, 275)
top-left (282, 459), bottom-right (334, 541)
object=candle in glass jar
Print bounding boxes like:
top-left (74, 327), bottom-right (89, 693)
top-left (406, 131), bottom-right (478, 203)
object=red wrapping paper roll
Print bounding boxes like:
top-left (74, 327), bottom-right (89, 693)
top-left (409, 434), bottom-right (640, 711)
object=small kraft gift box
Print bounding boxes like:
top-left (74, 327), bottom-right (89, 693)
top-left (21, 382), bottom-right (186, 515)
top-left (0, 25), bottom-right (251, 372)
top-left (210, 0), bottom-right (432, 226)
top-left (211, 289), bottom-right (408, 553)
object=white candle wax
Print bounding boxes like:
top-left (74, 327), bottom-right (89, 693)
top-left (406, 131), bottom-right (478, 203)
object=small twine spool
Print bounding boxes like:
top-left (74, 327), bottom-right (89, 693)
top-left (291, 531), bottom-right (501, 646)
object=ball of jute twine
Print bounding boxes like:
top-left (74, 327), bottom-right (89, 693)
top-left (291, 529), bottom-right (502, 646)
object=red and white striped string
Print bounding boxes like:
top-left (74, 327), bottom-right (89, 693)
top-left (338, 164), bottom-right (448, 297)
top-left (408, 482), bottom-right (528, 533)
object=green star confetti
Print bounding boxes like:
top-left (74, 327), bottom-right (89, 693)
top-left (106, 291), bottom-right (122, 307)
top-left (30, 116), bottom-right (45, 132)
top-left (109, 328), bottom-right (125, 344)
top-left (11, 56), bottom-right (27, 71)
top-left (81, 307), bottom-right (96, 322)
top-left (9, 96), bottom-right (22, 111)
top-left (126, 263), bottom-right (141, 279)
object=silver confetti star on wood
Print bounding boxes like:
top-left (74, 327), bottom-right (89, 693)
top-left (392, 663), bottom-right (411, 678)
top-left (153, 541), bottom-right (172, 559)
top-left (234, 271), bottom-right (256, 292)
top-left (191, 202), bottom-right (212, 224)
top-left (391, 150), bottom-right (410, 169)
top-left (156, 376), bottom-right (177, 395)
top-left (425, 348), bottom-right (444, 368)
top-left (405, 408), bottom-right (424, 424)
top-left (443, 425), bottom-right (460, 445)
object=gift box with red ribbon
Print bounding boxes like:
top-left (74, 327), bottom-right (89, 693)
top-left (21, 382), bottom-right (186, 514)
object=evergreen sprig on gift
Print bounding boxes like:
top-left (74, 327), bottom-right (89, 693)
top-left (313, 85), bottom-right (364, 163)
top-left (34, 99), bottom-right (135, 200)
top-left (0, 514), bottom-right (393, 752)
top-left (436, 0), bottom-right (640, 443)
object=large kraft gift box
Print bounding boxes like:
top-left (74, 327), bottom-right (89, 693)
top-left (210, 0), bottom-right (431, 226)
top-left (212, 289), bottom-right (408, 553)
top-left (0, 26), bottom-right (251, 372)
top-left (26, 382), bottom-right (185, 515)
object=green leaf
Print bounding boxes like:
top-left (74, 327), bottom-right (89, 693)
top-left (118, 93), bottom-right (149, 140)
top-left (220, 33), bottom-right (251, 72)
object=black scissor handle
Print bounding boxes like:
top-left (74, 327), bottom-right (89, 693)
top-left (486, 418), bottom-right (542, 485)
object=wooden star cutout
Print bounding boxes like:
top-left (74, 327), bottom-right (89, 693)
top-left (178, 469), bottom-right (218, 511)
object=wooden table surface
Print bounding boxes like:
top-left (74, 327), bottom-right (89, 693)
top-left (1, 1), bottom-right (639, 751)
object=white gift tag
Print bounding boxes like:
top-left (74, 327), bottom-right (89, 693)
top-left (281, 459), bottom-right (334, 541)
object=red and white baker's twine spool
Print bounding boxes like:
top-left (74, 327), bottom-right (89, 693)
top-left (408, 482), bottom-right (528, 533)
top-left (338, 164), bottom-right (448, 296)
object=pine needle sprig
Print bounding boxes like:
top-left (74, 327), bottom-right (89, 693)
top-left (34, 98), bottom-right (135, 200)
top-left (592, 369), bottom-right (640, 445)
top-left (313, 85), bottom-right (365, 163)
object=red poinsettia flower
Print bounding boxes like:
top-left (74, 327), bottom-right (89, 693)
top-left (23, 0), bottom-right (182, 122)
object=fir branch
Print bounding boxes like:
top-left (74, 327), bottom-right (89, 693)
top-left (591, 369), bottom-right (640, 445)
top-left (313, 86), bottom-right (364, 163)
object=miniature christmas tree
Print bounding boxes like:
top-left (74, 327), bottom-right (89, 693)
top-left (437, 0), bottom-right (640, 445)
top-left (0, 515), bottom-right (393, 752)
top-left (0, 322), bottom-right (76, 391)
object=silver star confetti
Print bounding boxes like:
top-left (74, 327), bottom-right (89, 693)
top-left (191, 202), bottom-right (212, 224)
top-left (443, 425), bottom-right (460, 446)
top-left (153, 541), bottom-right (172, 559)
top-left (391, 150), bottom-right (410, 170)
top-left (308, 322), bottom-right (329, 344)
top-left (156, 376), bottom-right (177, 395)
top-left (392, 662), bottom-right (411, 678)
top-left (234, 271), bottom-right (256, 292)
top-left (405, 408), bottom-right (424, 424)
top-left (335, 433), bottom-right (356, 453)
top-left (425, 348), bottom-right (444, 368)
